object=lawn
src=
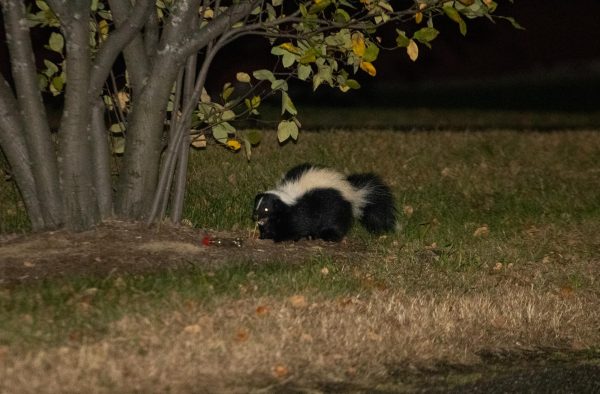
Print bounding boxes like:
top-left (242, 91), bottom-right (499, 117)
top-left (1, 126), bottom-right (599, 392)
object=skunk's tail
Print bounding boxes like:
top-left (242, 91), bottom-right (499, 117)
top-left (347, 173), bottom-right (397, 234)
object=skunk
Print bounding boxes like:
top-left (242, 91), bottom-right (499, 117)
top-left (253, 163), bottom-right (396, 242)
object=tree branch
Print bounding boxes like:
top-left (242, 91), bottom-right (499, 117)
top-left (108, 0), bottom-right (151, 97)
top-left (90, 98), bottom-right (113, 219)
top-left (2, 0), bottom-right (64, 228)
top-left (56, 0), bottom-right (100, 230)
top-left (90, 0), bottom-right (154, 97)
top-left (0, 77), bottom-right (45, 230)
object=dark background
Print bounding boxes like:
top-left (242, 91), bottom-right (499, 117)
top-left (2, 1), bottom-right (600, 112)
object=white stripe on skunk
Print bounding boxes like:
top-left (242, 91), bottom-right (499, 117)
top-left (253, 163), bottom-right (396, 242)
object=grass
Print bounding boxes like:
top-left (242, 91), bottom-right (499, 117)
top-left (1, 127), bottom-right (600, 391)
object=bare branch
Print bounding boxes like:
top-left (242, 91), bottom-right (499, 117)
top-left (108, 0), bottom-right (151, 96)
top-left (90, 0), bottom-right (154, 97)
top-left (179, 0), bottom-right (259, 59)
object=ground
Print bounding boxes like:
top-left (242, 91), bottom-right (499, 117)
top-left (0, 220), bottom-right (362, 285)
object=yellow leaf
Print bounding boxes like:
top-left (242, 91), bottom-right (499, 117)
top-left (280, 42), bottom-right (300, 54)
top-left (226, 139), bottom-right (241, 151)
top-left (116, 91), bottom-right (129, 111)
top-left (359, 61), bottom-right (376, 77)
top-left (406, 39), bottom-right (419, 61)
top-left (202, 8), bottom-right (214, 19)
top-left (98, 20), bottom-right (109, 41)
top-left (415, 12), bottom-right (423, 24)
top-left (351, 32), bottom-right (366, 57)
top-left (236, 72), bottom-right (251, 83)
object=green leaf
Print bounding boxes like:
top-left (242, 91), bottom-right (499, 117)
top-left (334, 8), bottom-right (350, 23)
top-left (48, 32), bottom-right (64, 53)
top-left (35, 0), bottom-right (49, 11)
top-left (51, 75), bottom-right (64, 92)
top-left (277, 120), bottom-right (298, 143)
top-left (222, 83), bottom-right (234, 101)
top-left (413, 27), bottom-right (439, 45)
top-left (281, 91), bottom-right (297, 116)
top-left (362, 43), bottom-right (380, 62)
top-left (345, 79), bottom-right (361, 89)
top-left (252, 69), bottom-right (276, 83)
top-left (443, 6), bottom-right (467, 36)
top-left (271, 79), bottom-right (288, 91)
top-left (42, 59), bottom-right (59, 77)
top-left (271, 0), bottom-right (283, 6)
top-left (222, 109), bottom-right (236, 121)
top-left (297, 64), bottom-right (311, 81)
top-left (246, 130), bottom-right (262, 145)
top-left (308, 0), bottom-right (331, 14)
top-left (212, 122), bottom-right (235, 142)
top-left (395, 30), bottom-right (410, 48)
top-left (282, 52), bottom-right (296, 68)
top-left (112, 136), bottom-right (125, 154)
top-left (109, 122), bottom-right (125, 134)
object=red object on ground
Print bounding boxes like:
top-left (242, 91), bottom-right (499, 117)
top-left (201, 235), bottom-right (213, 246)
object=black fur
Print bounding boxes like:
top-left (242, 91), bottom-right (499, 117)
top-left (253, 164), bottom-right (396, 242)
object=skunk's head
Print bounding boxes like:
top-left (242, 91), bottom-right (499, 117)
top-left (253, 192), bottom-right (285, 239)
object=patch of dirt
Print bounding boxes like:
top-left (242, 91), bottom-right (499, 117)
top-left (0, 220), bottom-right (365, 285)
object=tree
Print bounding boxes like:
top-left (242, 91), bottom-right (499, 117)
top-left (0, 0), bottom-right (517, 231)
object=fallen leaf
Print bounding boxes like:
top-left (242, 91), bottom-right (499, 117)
top-left (272, 364), bottom-right (289, 378)
top-left (235, 328), bottom-right (249, 342)
top-left (559, 286), bottom-right (574, 298)
top-left (289, 295), bottom-right (307, 308)
top-left (320, 267), bottom-right (330, 276)
top-left (255, 305), bottom-right (270, 316)
top-left (473, 225), bottom-right (489, 237)
top-left (183, 324), bottom-right (202, 334)
top-left (493, 262), bottom-right (503, 271)
top-left (23, 261), bottom-right (35, 268)
top-left (403, 205), bottom-right (414, 217)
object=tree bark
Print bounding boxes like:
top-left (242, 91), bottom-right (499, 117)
top-left (55, 0), bottom-right (99, 230)
top-left (0, 78), bottom-right (45, 230)
top-left (2, 0), bottom-right (64, 229)
top-left (90, 98), bottom-right (113, 219)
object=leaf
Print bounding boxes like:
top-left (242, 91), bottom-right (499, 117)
top-left (406, 39), bottom-right (419, 61)
top-left (282, 52), bottom-right (296, 68)
top-left (362, 42), bottom-right (380, 62)
top-left (345, 79), bottom-right (361, 89)
top-left (288, 294), bottom-right (307, 308)
top-left (222, 83), bottom-right (234, 101)
top-left (200, 88), bottom-right (211, 103)
top-left (253, 69), bottom-right (276, 83)
top-left (191, 134), bottom-right (207, 148)
top-left (413, 27), bottom-right (439, 45)
top-left (48, 32), bottom-right (64, 53)
top-left (297, 64), bottom-right (312, 81)
top-left (109, 122), bottom-right (125, 134)
top-left (98, 19), bottom-right (109, 40)
top-left (473, 225), bottom-right (489, 237)
top-left (42, 59), bottom-right (58, 77)
top-left (112, 136), bottom-right (125, 154)
top-left (116, 91), bottom-right (129, 111)
top-left (280, 42), bottom-right (301, 54)
top-left (443, 6), bottom-right (467, 36)
top-left (351, 32), bottom-right (366, 57)
top-left (236, 72), bottom-right (251, 83)
top-left (212, 122), bottom-right (235, 142)
top-left (334, 8), bottom-right (350, 23)
top-left (271, 79), bottom-right (288, 91)
top-left (359, 61), bottom-right (376, 76)
top-left (395, 30), bottom-right (410, 47)
top-left (226, 139), bottom-right (242, 151)
top-left (277, 120), bottom-right (299, 143)
top-left (246, 130), bottom-right (262, 145)
top-left (281, 91), bottom-right (297, 116)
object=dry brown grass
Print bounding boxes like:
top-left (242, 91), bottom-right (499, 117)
top-left (2, 285), bottom-right (598, 393)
